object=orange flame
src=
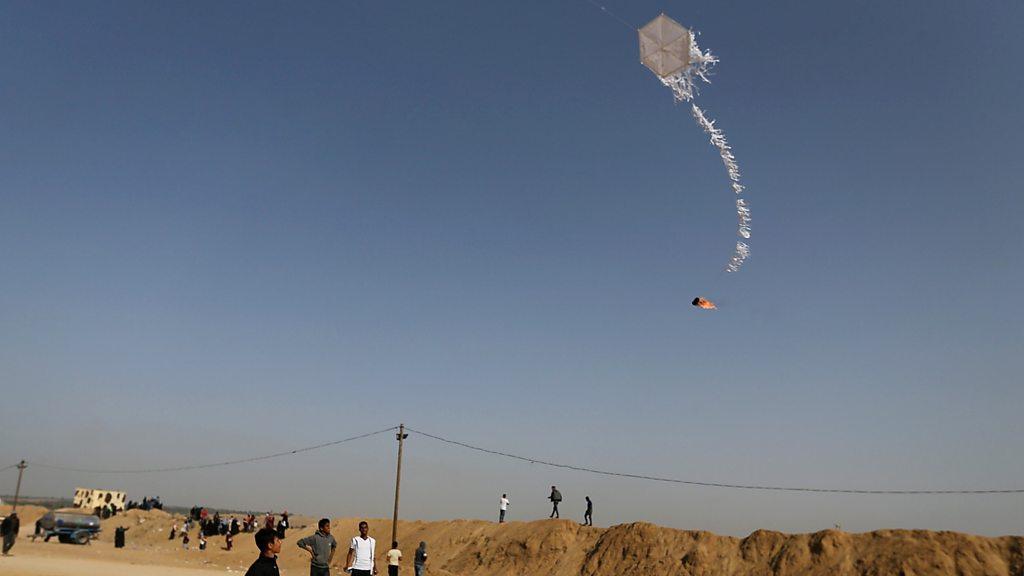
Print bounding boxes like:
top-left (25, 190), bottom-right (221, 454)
top-left (692, 297), bottom-right (716, 310)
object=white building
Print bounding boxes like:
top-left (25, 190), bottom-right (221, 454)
top-left (73, 487), bottom-right (126, 512)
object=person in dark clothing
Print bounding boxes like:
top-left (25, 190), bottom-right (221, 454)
top-left (583, 496), bottom-right (593, 526)
top-left (414, 542), bottom-right (428, 576)
top-left (1, 512), bottom-right (19, 555)
top-left (114, 526), bottom-right (129, 548)
top-left (245, 528), bottom-right (282, 576)
top-left (548, 486), bottom-right (562, 519)
top-left (276, 511), bottom-right (289, 539)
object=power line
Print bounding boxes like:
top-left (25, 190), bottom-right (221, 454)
top-left (17, 424), bottom-right (1024, 494)
top-left (581, 0), bottom-right (636, 31)
top-left (406, 427), bottom-right (1024, 495)
top-left (26, 426), bottom-right (398, 474)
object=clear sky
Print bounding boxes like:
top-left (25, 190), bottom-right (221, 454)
top-left (1, 0), bottom-right (1022, 537)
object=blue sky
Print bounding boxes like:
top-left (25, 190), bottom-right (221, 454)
top-left (1, 0), bottom-right (1022, 536)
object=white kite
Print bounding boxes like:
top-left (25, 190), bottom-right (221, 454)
top-left (639, 14), bottom-right (750, 273)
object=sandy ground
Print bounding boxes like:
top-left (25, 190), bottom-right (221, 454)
top-left (3, 506), bottom-right (1023, 575)
top-left (0, 528), bottom-right (247, 576)
top-left (1, 554), bottom-right (224, 576)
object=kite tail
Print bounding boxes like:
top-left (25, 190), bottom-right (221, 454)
top-left (659, 32), bottom-right (717, 103)
top-left (691, 103), bottom-right (751, 272)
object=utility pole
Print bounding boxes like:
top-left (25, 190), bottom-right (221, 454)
top-left (390, 424), bottom-right (408, 546)
top-left (12, 460), bottom-right (27, 512)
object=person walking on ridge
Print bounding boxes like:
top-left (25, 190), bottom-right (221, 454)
top-left (346, 521), bottom-right (377, 576)
top-left (583, 496), bottom-right (593, 526)
top-left (297, 518), bottom-right (337, 576)
top-left (244, 528), bottom-right (282, 576)
top-left (548, 486), bottom-right (562, 519)
top-left (498, 493), bottom-right (510, 523)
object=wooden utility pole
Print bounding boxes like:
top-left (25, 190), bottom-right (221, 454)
top-left (390, 424), bottom-right (408, 546)
top-left (12, 460), bottom-right (26, 512)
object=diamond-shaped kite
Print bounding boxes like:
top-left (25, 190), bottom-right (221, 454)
top-left (639, 14), bottom-right (691, 78)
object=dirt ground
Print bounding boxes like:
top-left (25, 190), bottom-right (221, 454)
top-left (3, 506), bottom-right (1023, 576)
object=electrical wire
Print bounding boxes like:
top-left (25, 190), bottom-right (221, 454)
top-left (17, 425), bottom-right (1024, 494)
top-left (406, 427), bottom-right (1024, 495)
top-left (581, 0), bottom-right (636, 31)
top-left (26, 426), bottom-right (398, 474)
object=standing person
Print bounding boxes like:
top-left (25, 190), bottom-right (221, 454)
top-left (345, 521), bottom-right (377, 576)
top-left (170, 523), bottom-right (178, 540)
top-left (498, 494), bottom-right (510, 523)
top-left (583, 496), bottom-right (593, 526)
top-left (1, 512), bottom-right (19, 556)
top-left (296, 518), bottom-right (337, 576)
top-left (114, 526), bottom-right (129, 548)
top-left (265, 513), bottom-right (275, 532)
top-left (548, 486), bottom-right (562, 519)
top-left (244, 528), bottom-right (282, 576)
top-left (199, 534), bottom-right (207, 551)
top-left (182, 531), bottom-right (190, 550)
top-left (413, 542), bottom-right (427, 576)
top-left (386, 541), bottom-right (401, 576)
top-left (276, 511), bottom-right (289, 539)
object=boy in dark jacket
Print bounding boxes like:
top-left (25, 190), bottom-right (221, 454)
top-left (245, 528), bottom-right (281, 576)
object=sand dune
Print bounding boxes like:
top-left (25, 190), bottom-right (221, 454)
top-left (1, 508), bottom-right (1022, 575)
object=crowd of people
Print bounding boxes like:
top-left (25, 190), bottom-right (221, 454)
top-left (170, 507), bottom-right (294, 552)
top-left (0, 485), bottom-right (592, 571)
top-left (238, 487), bottom-right (591, 576)
top-left (244, 519), bottom-right (428, 576)
top-left (125, 496), bottom-right (163, 512)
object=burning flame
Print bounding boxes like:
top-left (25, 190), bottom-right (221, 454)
top-left (691, 297), bottom-right (717, 310)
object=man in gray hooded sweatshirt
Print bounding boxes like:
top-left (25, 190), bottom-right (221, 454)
top-left (297, 518), bottom-right (337, 576)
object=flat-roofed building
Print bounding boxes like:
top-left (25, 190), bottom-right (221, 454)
top-left (73, 487), bottom-right (126, 512)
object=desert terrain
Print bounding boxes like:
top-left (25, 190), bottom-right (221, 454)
top-left (2, 504), bottom-right (1023, 575)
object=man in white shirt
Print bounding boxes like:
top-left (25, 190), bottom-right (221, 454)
top-left (385, 541), bottom-right (401, 576)
top-left (346, 521), bottom-right (377, 576)
top-left (498, 494), bottom-right (510, 523)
